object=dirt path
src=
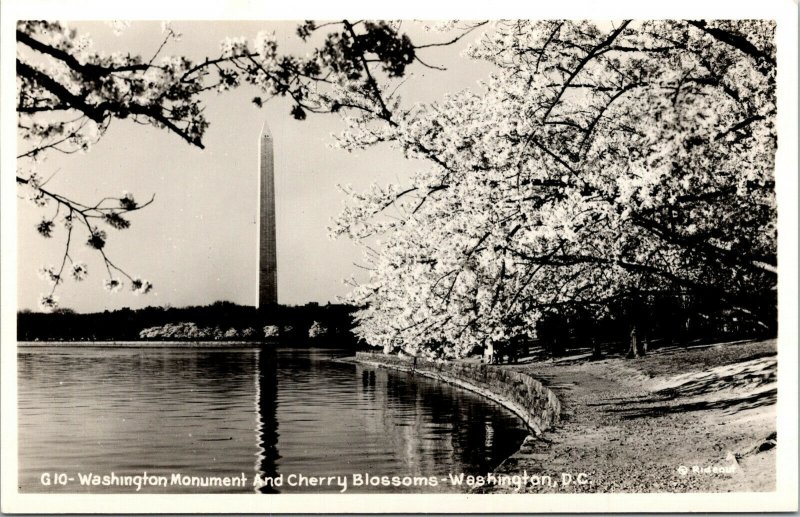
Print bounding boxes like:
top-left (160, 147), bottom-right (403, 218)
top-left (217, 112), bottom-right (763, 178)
top-left (483, 339), bottom-right (776, 493)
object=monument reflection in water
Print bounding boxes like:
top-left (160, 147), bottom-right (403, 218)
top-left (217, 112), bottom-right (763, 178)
top-left (17, 347), bottom-right (528, 493)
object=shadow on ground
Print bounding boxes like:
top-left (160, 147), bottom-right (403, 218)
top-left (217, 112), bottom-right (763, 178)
top-left (591, 354), bottom-right (777, 419)
top-left (608, 387), bottom-right (777, 420)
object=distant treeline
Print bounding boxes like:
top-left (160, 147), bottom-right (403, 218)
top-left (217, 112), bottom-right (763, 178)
top-left (17, 301), bottom-right (364, 347)
top-left (18, 292), bottom-right (776, 357)
top-left (533, 290), bottom-right (777, 358)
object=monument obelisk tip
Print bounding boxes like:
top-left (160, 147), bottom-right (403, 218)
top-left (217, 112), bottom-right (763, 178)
top-left (260, 120), bottom-right (272, 139)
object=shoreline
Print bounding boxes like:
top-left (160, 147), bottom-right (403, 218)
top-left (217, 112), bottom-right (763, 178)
top-left (354, 340), bottom-right (777, 493)
top-left (352, 350), bottom-right (562, 490)
top-left (352, 355), bottom-right (554, 438)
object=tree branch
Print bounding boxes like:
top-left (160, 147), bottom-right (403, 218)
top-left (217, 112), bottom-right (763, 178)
top-left (541, 20), bottom-right (631, 122)
top-left (686, 20), bottom-right (775, 69)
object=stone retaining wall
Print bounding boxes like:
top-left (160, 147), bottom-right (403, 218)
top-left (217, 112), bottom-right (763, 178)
top-left (354, 351), bottom-right (561, 435)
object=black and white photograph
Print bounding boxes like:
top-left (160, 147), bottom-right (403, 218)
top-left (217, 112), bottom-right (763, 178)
top-left (2, 0), bottom-right (797, 513)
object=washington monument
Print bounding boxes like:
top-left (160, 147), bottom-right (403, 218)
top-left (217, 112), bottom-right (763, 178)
top-left (257, 120), bottom-right (278, 308)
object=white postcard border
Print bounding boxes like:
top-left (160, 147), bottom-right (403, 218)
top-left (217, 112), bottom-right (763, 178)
top-left (2, 0), bottom-right (797, 513)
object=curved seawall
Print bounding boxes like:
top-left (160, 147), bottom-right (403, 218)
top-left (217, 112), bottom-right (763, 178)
top-left (353, 352), bottom-right (561, 436)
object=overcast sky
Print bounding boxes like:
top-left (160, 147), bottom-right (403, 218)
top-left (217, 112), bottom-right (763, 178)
top-left (17, 20), bottom-right (496, 312)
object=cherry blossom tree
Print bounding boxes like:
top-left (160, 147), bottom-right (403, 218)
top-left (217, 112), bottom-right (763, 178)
top-left (308, 320), bottom-right (327, 339)
top-left (317, 20), bottom-right (777, 357)
top-left (17, 20), bottom-right (203, 309)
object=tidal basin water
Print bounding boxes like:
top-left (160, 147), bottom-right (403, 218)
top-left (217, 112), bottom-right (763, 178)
top-left (18, 346), bottom-right (529, 493)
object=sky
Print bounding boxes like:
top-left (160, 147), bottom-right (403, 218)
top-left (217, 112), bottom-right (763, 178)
top-left (17, 20), bottom-right (497, 313)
